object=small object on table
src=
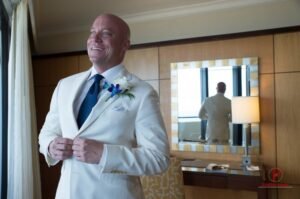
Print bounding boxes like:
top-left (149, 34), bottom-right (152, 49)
top-left (206, 163), bottom-right (229, 172)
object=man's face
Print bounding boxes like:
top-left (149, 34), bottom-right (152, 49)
top-left (87, 15), bottom-right (129, 69)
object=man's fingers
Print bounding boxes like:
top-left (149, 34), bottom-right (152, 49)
top-left (55, 143), bottom-right (73, 151)
top-left (73, 138), bottom-right (88, 150)
top-left (50, 137), bottom-right (103, 163)
top-left (49, 137), bottom-right (74, 161)
top-left (55, 150), bottom-right (72, 156)
top-left (72, 138), bottom-right (104, 164)
top-left (73, 137), bottom-right (84, 145)
top-left (55, 137), bottom-right (73, 145)
top-left (51, 149), bottom-right (73, 160)
top-left (73, 150), bottom-right (84, 157)
top-left (72, 144), bottom-right (82, 151)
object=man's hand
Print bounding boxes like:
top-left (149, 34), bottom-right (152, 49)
top-left (72, 137), bottom-right (104, 164)
top-left (49, 137), bottom-right (73, 160)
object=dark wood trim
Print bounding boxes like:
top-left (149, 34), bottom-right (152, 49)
top-left (131, 25), bottom-right (300, 49)
top-left (32, 25), bottom-right (300, 59)
top-left (32, 50), bottom-right (88, 59)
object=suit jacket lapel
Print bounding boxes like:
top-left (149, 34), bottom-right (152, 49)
top-left (68, 69), bottom-right (92, 133)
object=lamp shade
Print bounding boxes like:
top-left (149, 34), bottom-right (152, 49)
top-left (231, 96), bottom-right (260, 124)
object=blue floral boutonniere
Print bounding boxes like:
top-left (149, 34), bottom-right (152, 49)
top-left (103, 76), bottom-right (135, 102)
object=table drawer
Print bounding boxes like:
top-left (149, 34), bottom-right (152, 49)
top-left (227, 175), bottom-right (261, 191)
top-left (183, 171), bottom-right (227, 188)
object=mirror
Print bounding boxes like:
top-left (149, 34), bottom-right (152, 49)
top-left (170, 57), bottom-right (259, 154)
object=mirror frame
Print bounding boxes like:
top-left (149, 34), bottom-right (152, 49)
top-left (170, 57), bottom-right (259, 154)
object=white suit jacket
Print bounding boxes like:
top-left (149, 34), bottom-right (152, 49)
top-left (39, 67), bottom-right (170, 199)
top-left (199, 93), bottom-right (231, 144)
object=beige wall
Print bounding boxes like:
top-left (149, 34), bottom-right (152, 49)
top-left (33, 31), bottom-right (300, 199)
top-left (35, 0), bottom-right (300, 54)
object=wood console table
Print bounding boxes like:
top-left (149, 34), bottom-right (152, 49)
top-left (181, 160), bottom-right (267, 199)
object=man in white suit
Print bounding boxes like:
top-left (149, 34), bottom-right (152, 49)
top-left (199, 82), bottom-right (231, 145)
top-left (39, 13), bottom-right (170, 199)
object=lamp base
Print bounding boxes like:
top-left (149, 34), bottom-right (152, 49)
top-left (242, 155), bottom-right (251, 166)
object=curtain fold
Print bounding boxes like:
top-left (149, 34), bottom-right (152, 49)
top-left (7, 0), bottom-right (42, 198)
top-left (2, 0), bottom-right (21, 22)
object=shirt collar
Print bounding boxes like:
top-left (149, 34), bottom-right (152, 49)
top-left (89, 64), bottom-right (124, 82)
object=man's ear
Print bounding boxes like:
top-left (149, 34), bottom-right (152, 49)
top-left (122, 39), bottom-right (130, 51)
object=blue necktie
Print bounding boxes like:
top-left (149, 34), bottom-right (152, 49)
top-left (77, 74), bottom-right (104, 128)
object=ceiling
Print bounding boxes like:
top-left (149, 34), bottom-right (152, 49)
top-left (33, 0), bottom-right (251, 36)
top-left (28, 0), bottom-right (300, 54)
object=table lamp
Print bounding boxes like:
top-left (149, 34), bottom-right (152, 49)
top-left (231, 96), bottom-right (260, 167)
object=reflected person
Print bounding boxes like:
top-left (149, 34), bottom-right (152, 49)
top-left (199, 82), bottom-right (231, 144)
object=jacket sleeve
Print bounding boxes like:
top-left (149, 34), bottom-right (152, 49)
top-left (38, 81), bottom-right (62, 166)
top-left (199, 101), bottom-right (208, 120)
top-left (100, 87), bottom-right (170, 176)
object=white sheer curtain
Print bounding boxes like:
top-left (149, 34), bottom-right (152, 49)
top-left (7, 0), bottom-right (42, 198)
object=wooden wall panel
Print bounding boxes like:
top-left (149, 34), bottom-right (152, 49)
top-left (259, 74), bottom-right (276, 170)
top-left (79, 47), bottom-right (159, 81)
top-left (275, 32), bottom-right (300, 73)
top-left (159, 79), bottom-right (171, 144)
top-left (274, 31), bottom-right (300, 192)
top-left (276, 73), bottom-right (300, 184)
top-left (123, 47), bottom-right (159, 80)
top-left (159, 35), bottom-right (274, 79)
top-left (35, 86), bottom-right (60, 199)
top-left (78, 54), bottom-right (91, 71)
top-left (278, 185), bottom-right (300, 199)
top-left (33, 56), bottom-right (79, 86)
top-left (35, 86), bottom-right (56, 131)
top-left (39, 157), bottom-right (61, 199)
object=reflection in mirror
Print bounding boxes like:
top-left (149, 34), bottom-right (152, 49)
top-left (171, 57), bottom-right (259, 154)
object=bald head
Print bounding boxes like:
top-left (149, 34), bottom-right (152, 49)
top-left (96, 13), bottom-right (130, 40)
top-left (217, 82), bottom-right (226, 93)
